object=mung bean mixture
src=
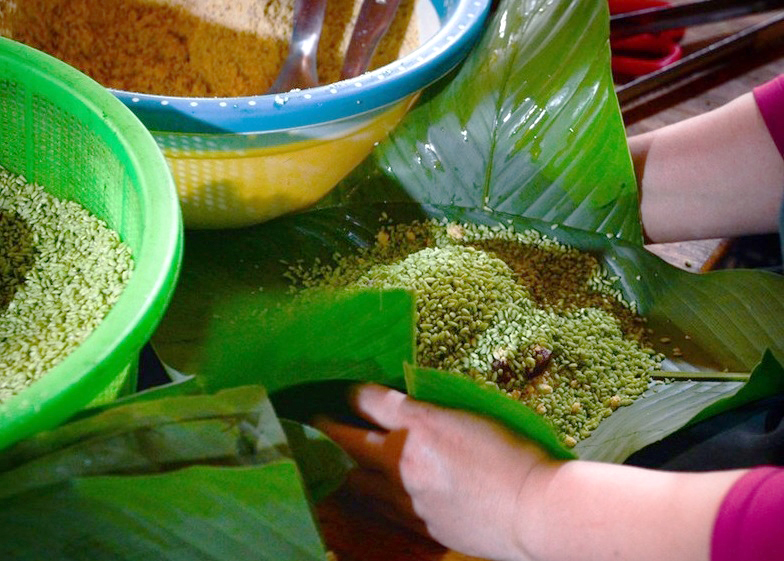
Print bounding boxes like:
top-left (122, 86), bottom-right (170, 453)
top-left (0, 0), bottom-right (418, 97)
top-left (0, 167), bottom-right (134, 403)
top-left (285, 218), bottom-right (662, 446)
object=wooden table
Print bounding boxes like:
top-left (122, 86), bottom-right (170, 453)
top-left (318, 491), bottom-right (482, 561)
top-left (319, 5), bottom-right (784, 560)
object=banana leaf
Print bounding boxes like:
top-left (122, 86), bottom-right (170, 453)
top-left (0, 387), bottom-right (329, 560)
top-left (405, 363), bottom-right (575, 460)
top-left (280, 419), bottom-right (356, 502)
top-left (0, 386), bottom-right (286, 483)
top-left (318, 0), bottom-right (642, 244)
top-left (0, 462), bottom-right (325, 561)
top-left (14, 0), bottom-right (782, 556)
top-left (155, 204), bottom-right (784, 464)
top-left (575, 350), bottom-right (784, 463)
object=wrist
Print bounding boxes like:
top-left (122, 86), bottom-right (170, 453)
top-left (508, 460), bottom-right (747, 561)
top-left (507, 458), bottom-right (569, 561)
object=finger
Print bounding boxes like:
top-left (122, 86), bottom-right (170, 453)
top-left (314, 416), bottom-right (401, 474)
top-left (348, 383), bottom-right (409, 431)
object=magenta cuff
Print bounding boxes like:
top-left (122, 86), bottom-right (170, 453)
top-left (711, 466), bottom-right (784, 561)
top-left (754, 74), bottom-right (784, 159)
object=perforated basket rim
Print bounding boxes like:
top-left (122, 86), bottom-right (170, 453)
top-left (111, 0), bottom-right (493, 134)
top-left (0, 36), bottom-right (183, 450)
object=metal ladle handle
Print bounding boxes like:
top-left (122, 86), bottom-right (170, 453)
top-left (267, 0), bottom-right (328, 93)
top-left (341, 0), bottom-right (403, 80)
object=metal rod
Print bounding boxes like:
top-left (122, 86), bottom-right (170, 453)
top-left (610, 0), bottom-right (784, 39)
top-left (616, 12), bottom-right (784, 105)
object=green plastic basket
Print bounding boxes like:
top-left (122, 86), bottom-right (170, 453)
top-left (0, 37), bottom-right (183, 450)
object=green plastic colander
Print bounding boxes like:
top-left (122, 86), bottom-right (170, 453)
top-left (0, 37), bottom-right (183, 451)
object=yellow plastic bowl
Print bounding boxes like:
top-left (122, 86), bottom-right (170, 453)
top-left (112, 0), bottom-right (491, 229)
top-left (157, 97), bottom-right (417, 229)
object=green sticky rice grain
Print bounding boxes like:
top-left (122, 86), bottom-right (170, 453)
top-left (286, 218), bottom-right (661, 446)
top-left (0, 166), bottom-right (134, 403)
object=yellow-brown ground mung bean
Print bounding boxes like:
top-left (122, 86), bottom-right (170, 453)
top-left (284, 218), bottom-right (663, 447)
top-left (0, 0), bottom-right (418, 97)
top-left (0, 167), bottom-right (134, 403)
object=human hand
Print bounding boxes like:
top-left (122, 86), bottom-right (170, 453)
top-left (314, 383), bottom-right (559, 561)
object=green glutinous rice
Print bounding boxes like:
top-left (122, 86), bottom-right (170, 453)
top-left (0, 167), bottom-right (134, 403)
top-left (285, 218), bottom-right (663, 447)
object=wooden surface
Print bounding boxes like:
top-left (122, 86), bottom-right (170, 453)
top-left (318, 491), bottom-right (483, 561)
top-left (320, 5), bottom-right (784, 561)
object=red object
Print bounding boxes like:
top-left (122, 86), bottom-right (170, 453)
top-left (609, 0), bottom-right (684, 78)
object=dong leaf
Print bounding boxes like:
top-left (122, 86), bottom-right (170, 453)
top-left (0, 386), bottom-right (288, 498)
top-left (689, 350), bottom-right (784, 423)
top-left (320, 0), bottom-right (641, 243)
top-left (281, 419), bottom-right (356, 503)
top-left (0, 386), bottom-right (333, 560)
top-left (155, 204), bottom-right (784, 462)
top-left (0, 462), bottom-right (326, 561)
top-left (405, 364), bottom-right (574, 460)
top-left (196, 289), bottom-right (415, 395)
top-left (575, 350), bottom-right (784, 463)
top-left (574, 380), bottom-right (745, 463)
top-left (153, 221), bottom-right (418, 385)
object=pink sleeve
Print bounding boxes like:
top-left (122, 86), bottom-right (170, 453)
top-left (753, 74), bottom-right (784, 159)
top-left (711, 466), bottom-right (784, 561)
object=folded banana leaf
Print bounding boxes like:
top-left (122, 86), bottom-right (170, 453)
top-left (0, 387), bottom-right (331, 560)
top-left (152, 0), bottom-right (784, 462)
top-left (4, 0), bottom-right (782, 556)
top-left (155, 205), bottom-right (784, 463)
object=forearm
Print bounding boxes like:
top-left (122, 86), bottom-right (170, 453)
top-left (513, 460), bottom-right (747, 561)
top-left (320, 386), bottom-right (753, 561)
top-left (631, 92), bottom-right (784, 243)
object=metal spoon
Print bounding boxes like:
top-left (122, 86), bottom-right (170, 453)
top-left (340, 0), bottom-right (403, 79)
top-left (267, 0), bottom-right (329, 94)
